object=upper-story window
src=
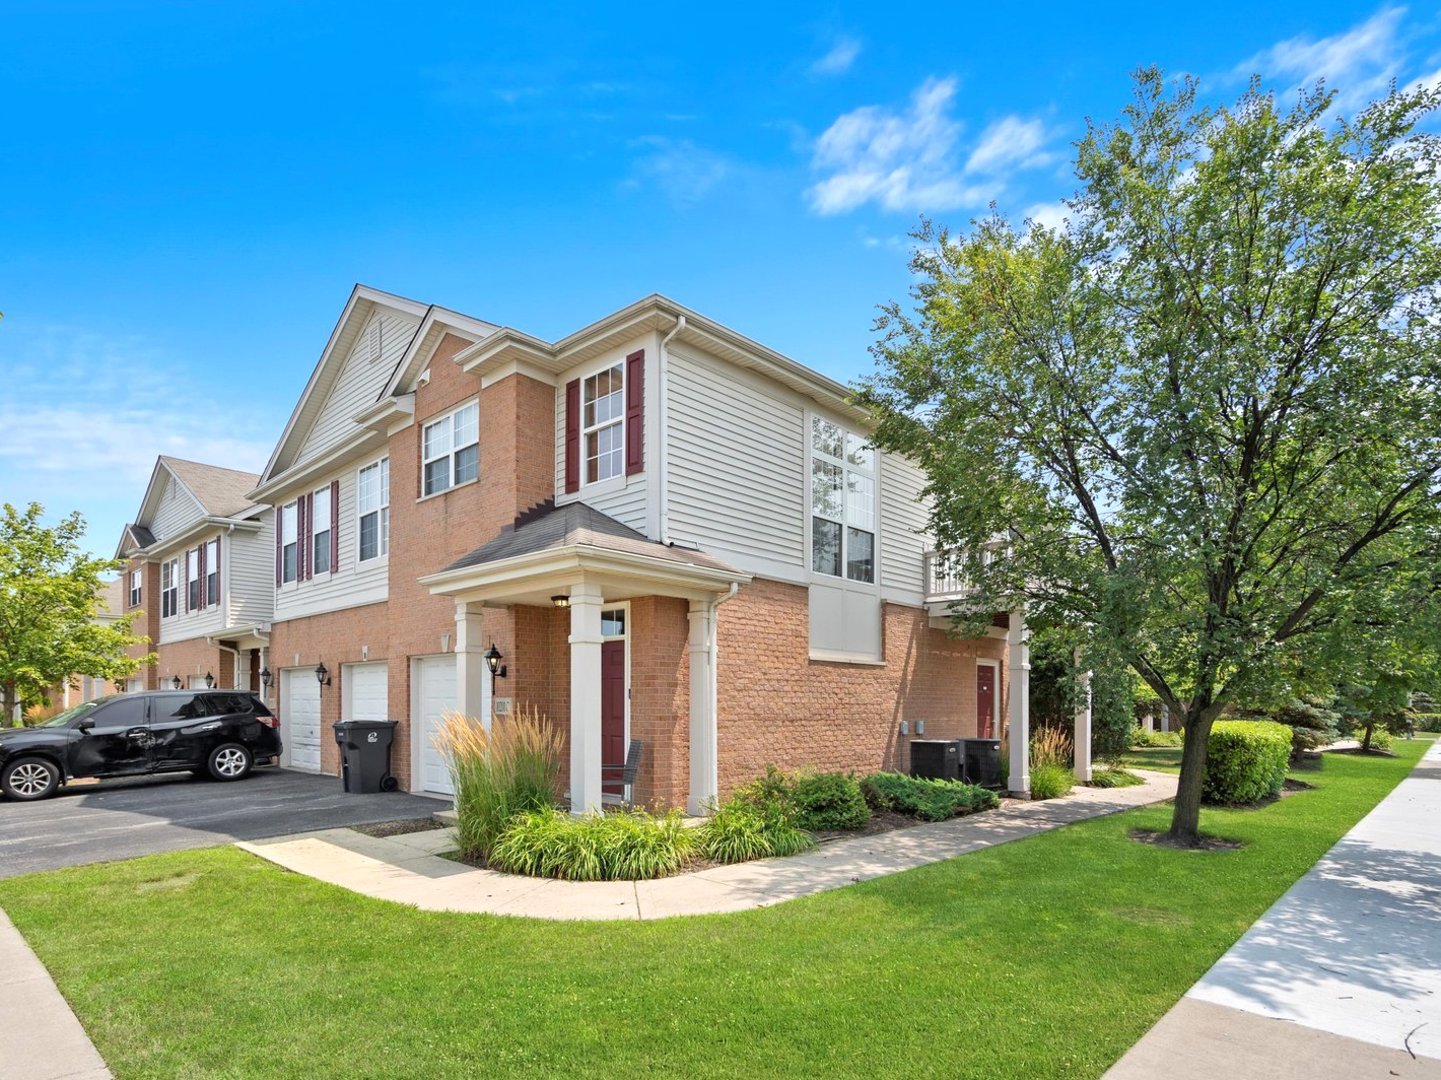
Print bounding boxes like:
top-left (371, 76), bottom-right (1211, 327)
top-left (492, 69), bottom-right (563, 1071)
top-left (205, 538), bottom-right (219, 606)
top-left (358, 458), bottom-right (390, 562)
top-left (161, 559), bottom-right (178, 618)
top-left (811, 417), bottom-right (876, 584)
top-left (422, 401), bottom-right (479, 496)
top-left (128, 569), bottom-right (142, 608)
top-left (311, 486), bottom-right (332, 575)
top-left (186, 549), bottom-right (200, 610)
top-left (582, 364), bottom-right (624, 484)
top-left (280, 502), bottom-right (298, 584)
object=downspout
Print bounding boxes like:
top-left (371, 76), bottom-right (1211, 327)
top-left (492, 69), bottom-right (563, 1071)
top-left (658, 315), bottom-right (686, 545)
top-left (707, 582), bottom-right (740, 785)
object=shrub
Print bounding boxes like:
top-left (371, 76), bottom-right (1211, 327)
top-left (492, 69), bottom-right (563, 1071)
top-left (1368, 728), bottom-right (1394, 752)
top-left (1029, 761), bottom-right (1075, 800)
top-left (1133, 727), bottom-right (1183, 748)
top-left (734, 764), bottom-right (797, 816)
top-left (1202, 720), bottom-right (1291, 804)
top-left (1265, 700), bottom-right (1338, 761)
top-left (1088, 766), bottom-right (1143, 788)
top-left (490, 808), bottom-right (696, 881)
top-left (790, 771), bottom-right (870, 831)
top-left (1414, 713), bottom-right (1441, 733)
top-left (697, 797), bottom-right (814, 863)
top-left (434, 707), bottom-right (563, 861)
top-left (861, 772), bottom-right (999, 822)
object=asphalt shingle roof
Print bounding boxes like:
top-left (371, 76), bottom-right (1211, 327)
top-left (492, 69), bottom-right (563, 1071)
top-left (160, 456), bottom-right (261, 518)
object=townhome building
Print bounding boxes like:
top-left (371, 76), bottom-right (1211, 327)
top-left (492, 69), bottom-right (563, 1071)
top-left (116, 457), bottom-right (275, 695)
top-left (249, 285), bottom-right (1035, 811)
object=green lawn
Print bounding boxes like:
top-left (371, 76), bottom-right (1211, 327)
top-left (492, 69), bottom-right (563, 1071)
top-left (1117, 745), bottom-right (1184, 772)
top-left (1, 738), bottom-right (1430, 1080)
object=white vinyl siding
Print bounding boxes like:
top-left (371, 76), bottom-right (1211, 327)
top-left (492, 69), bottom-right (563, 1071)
top-left (295, 311), bottom-right (420, 463)
top-left (158, 532), bottom-right (227, 645)
top-left (273, 465), bottom-right (388, 622)
top-left (880, 453), bottom-right (932, 602)
top-left (666, 347), bottom-right (806, 573)
top-left (150, 475), bottom-right (202, 541)
top-left (226, 516), bottom-right (276, 626)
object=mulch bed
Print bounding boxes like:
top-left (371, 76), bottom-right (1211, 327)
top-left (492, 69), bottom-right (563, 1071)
top-left (812, 807), bottom-right (924, 843)
top-left (351, 817), bottom-right (448, 838)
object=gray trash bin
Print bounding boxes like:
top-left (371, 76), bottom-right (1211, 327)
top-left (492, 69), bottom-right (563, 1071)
top-left (333, 719), bottom-right (399, 793)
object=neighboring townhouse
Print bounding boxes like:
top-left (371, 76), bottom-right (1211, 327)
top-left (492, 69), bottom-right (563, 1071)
top-left (251, 285), bottom-right (1035, 811)
top-left (116, 457), bottom-right (275, 697)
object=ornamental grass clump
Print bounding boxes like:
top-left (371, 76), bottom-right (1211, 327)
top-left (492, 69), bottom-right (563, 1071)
top-left (697, 796), bottom-right (815, 864)
top-left (490, 808), bottom-right (696, 881)
top-left (433, 706), bottom-right (563, 862)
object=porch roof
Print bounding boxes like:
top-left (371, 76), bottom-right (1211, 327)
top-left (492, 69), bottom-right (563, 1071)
top-left (421, 501), bottom-right (750, 605)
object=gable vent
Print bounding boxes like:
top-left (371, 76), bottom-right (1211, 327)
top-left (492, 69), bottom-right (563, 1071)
top-left (368, 319), bottom-right (383, 364)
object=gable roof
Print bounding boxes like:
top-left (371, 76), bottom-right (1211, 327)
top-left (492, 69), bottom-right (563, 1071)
top-left (442, 500), bottom-right (739, 576)
top-left (158, 456), bottom-right (261, 518)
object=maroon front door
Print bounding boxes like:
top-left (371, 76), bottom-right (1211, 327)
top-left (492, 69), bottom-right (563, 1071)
top-left (601, 639), bottom-right (625, 796)
top-left (977, 664), bottom-right (996, 738)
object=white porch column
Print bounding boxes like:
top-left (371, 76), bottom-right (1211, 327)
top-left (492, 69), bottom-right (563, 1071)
top-left (1074, 662), bottom-right (1093, 783)
top-left (1007, 610), bottom-right (1031, 797)
top-left (569, 582), bottom-right (605, 815)
top-left (454, 600), bottom-right (488, 728)
top-left (687, 601), bottom-right (717, 815)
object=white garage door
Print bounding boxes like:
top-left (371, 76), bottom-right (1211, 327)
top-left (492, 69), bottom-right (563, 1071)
top-left (124, 677), bottom-right (144, 694)
top-left (416, 656), bottom-right (458, 796)
top-left (345, 662), bottom-right (388, 721)
top-left (282, 669), bottom-right (322, 772)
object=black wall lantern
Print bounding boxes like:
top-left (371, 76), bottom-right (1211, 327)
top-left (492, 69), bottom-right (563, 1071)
top-left (260, 667), bottom-right (272, 689)
top-left (204, 671), bottom-right (215, 689)
top-left (314, 662), bottom-right (331, 687)
top-left (170, 675), bottom-right (183, 690)
top-left (484, 642), bottom-right (507, 691)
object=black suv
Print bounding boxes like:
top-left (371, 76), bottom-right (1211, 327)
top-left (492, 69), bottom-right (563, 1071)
top-left (0, 691), bottom-right (283, 801)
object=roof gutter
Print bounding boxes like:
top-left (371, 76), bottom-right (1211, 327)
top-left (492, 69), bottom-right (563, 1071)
top-left (658, 314), bottom-right (685, 545)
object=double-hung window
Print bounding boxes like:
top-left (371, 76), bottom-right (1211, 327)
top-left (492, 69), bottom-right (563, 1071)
top-left (128, 569), bottom-right (142, 608)
top-left (421, 401), bottom-right (479, 496)
top-left (311, 486), bottom-right (332, 575)
top-left (205, 538), bottom-right (219, 606)
top-left (810, 417), bottom-right (876, 584)
top-left (186, 549), bottom-right (200, 610)
top-left (358, 458), bottom-right (389, 562)
top-left (280, 502), bottom-right (298, 584)
top-left (582, 364), bottom-right (624, 484)
top-left (161, 559), bottom-right (178, 618)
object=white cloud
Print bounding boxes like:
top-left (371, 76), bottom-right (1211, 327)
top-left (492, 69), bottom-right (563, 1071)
top-left (965, 115), bottom-right (1053, 174)
top-left (810, 37), bottom-right (862, 76)
top-left (1233, 7), bottom-right (1408, 112)
top-left (1022, 200), bottom-right (1070, 230)
top-left (807, 77), bottom-right (1058, 215)
top-left (624, 137), bottom-right (733, 206)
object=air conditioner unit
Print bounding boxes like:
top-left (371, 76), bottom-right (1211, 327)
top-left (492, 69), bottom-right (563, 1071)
top-left (909, 739), bottom-right (961, 781)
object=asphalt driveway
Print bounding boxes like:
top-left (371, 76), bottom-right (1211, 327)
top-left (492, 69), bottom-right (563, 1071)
top-left (0, 767), bottom-right (444, 878)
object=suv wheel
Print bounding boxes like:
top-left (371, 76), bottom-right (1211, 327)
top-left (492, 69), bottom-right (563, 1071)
top-left (2, 757), bottom-right (61, 801)
top-left (207, 743), bottom-right (252, 782)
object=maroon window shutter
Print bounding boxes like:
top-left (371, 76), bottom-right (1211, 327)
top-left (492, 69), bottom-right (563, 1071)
top-left (564, 378), bottom-right (581, 493)
top-left (329, 480), bottom-right (340, 570)
top-left (274, 512), bottom-right (282, 586)
top-left (198, 542), bottom-right (207, 608)
top-left (625, 349), bottom-right (645, 476)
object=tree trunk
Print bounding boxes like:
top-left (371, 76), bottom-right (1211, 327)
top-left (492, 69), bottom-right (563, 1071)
top-left (1168, 711), bottom-right (1215, 844)
top-left (1361, 720), bottom-right (1375, 752)
top-left (1, 683), bottom-right (16, 728)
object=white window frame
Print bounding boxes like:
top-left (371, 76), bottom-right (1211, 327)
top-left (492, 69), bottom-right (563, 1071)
top-left (357, 457), bottom-right (390, 564)
top-left (280, 502), bottom-right (299, 585)
top-left (205, 538), bottom-right (219, 607)
top-left (580, 361), bottom-right (625, 487)
top-left (311, 485), bottom-right (333, 576)
top-left (808, 415), bottom-right (878, 585)
top-left (161, 559), bottom-right (179, 618)
top-left (421, 399), bottom-right (479, 497)
top-left (128, 568), bottom-right (142, 608)
top-left (186, 549), bottom-right (200, 611)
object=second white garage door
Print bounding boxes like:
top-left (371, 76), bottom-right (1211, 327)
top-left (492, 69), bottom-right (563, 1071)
top-left (281, 670), bottom-right (322, 772)
top-left (415, 655), bottom-right (457, 796)
top-left (344, 662), bottom-right (389, 722)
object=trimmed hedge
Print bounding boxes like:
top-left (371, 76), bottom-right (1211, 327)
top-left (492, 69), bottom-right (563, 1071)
top-left (791, 772), bottom-right (870, 831)
top-left (1203, 720), bottom-right (1291, 804)
top-left (860, 772), bottom-right (999, 821)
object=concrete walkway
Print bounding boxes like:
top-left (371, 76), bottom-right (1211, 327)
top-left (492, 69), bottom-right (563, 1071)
top-left (0, 908), bottom-right (111, 1080)
top-left (1106, 738), bottom-right (1441, 1080)
top-left (238, 770), bottom-right (1178, 920)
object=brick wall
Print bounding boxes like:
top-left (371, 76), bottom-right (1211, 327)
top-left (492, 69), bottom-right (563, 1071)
top-left (628, 596), bottom-right (690, 808)
top-left (154, 636), bottom-right (231, 692)
top-left (123, 558), bottom-right (161, 687)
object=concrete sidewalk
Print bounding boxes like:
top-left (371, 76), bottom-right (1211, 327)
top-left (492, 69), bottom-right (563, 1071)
top-left (0, 908), bottom-right (111, 1080)
top-left (1105, 738), bottom-right (1441, 1080)
top-left (238, 770), bottom-right (1178, 920)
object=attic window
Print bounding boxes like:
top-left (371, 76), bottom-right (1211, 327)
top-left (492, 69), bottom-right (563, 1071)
top-left (368, 320), bottom-right (383, 364)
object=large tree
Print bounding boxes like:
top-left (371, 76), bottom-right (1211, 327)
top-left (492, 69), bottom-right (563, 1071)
top-left (858, 72), bottom-right (1441, 843)
top-left (0, 503), bottom-right (150, 723)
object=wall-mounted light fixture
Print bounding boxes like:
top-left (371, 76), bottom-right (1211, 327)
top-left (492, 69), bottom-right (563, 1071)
top-left (260, 667), bottom-right (272, 689)
top-left (204, 671), bottom-right (215, 689)
top-left (551, 595), bottom-right (570, 609)
top-left (314, 662), bottom-right (332, 688)
top-left (484, 643), bottom-right (507, 691)
top-left (170, 675), bottom-right (184, 690)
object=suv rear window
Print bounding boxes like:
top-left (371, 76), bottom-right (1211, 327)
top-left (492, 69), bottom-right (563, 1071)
top-left (200, 693), bottom-right (271, 718)
top-left (153, 693), bottom-right (207, 721)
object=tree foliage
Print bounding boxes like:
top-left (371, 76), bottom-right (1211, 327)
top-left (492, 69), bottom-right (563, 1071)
top-left (858, 72), bottom-right (1441, 842)
top-left (0, 503), bottom-right (150, 723)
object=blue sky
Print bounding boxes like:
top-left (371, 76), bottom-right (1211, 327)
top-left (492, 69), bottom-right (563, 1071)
top-left (3, 1), bottom-right (1439, 557)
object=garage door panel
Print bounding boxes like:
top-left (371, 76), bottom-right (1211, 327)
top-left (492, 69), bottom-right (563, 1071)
top-left (417, 656), bottom-right (457, 796)
top-left (344, 662), bottom-right (388, 722)
top-left (282, 670), bottom-right (321, 773)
